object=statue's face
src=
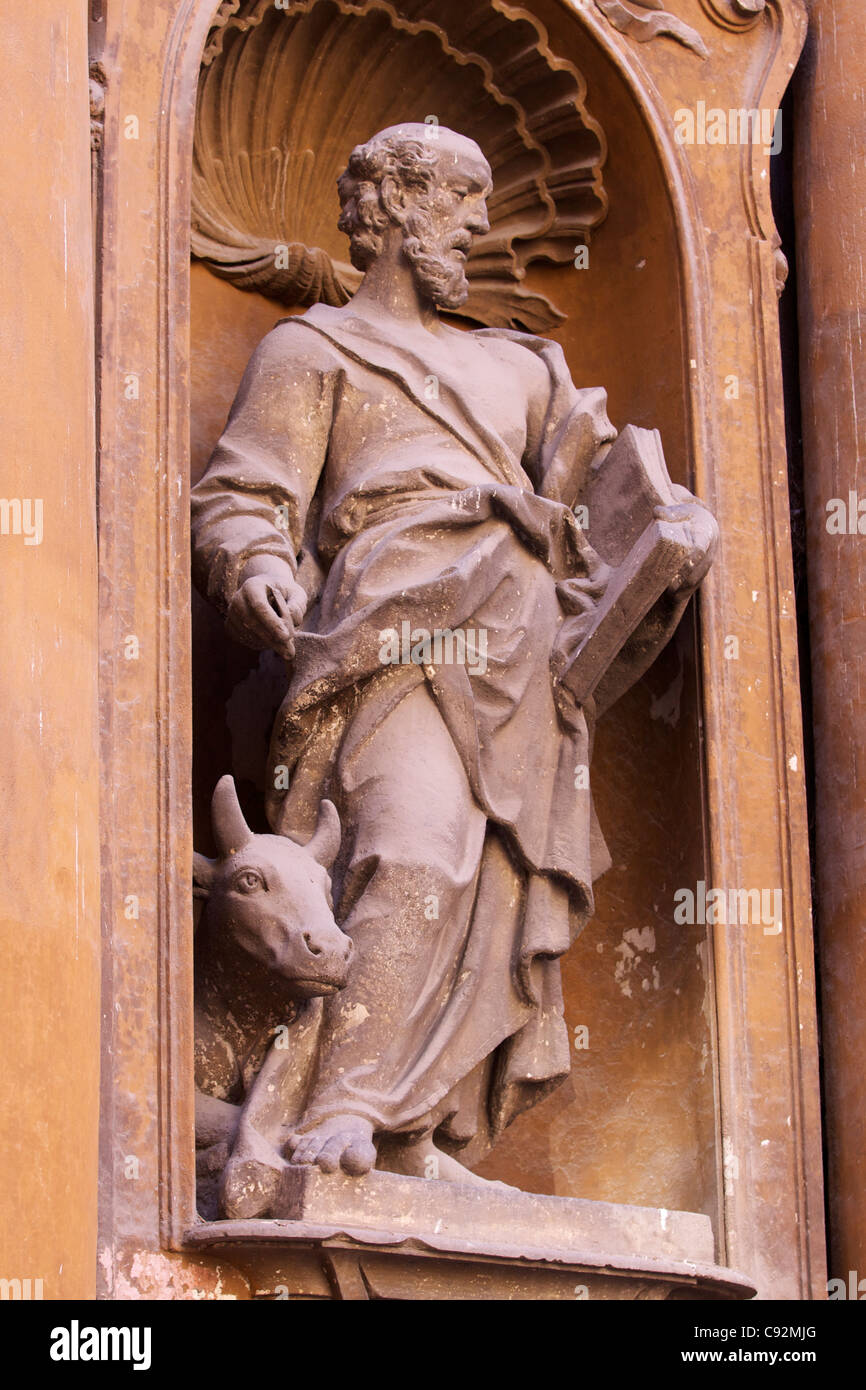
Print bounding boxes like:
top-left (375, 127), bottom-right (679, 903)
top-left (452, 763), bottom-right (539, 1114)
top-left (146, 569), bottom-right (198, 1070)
top-left (400, 134), bottom-right (492, 311)
top-left (423, 136), bottom-right (492, 249)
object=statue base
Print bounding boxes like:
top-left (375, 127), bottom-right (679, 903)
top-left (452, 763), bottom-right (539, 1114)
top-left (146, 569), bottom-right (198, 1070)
top-left (186, 1168), bottom-right (756, 1300)
top-left (276, 1165), bottom-right (711, 1264)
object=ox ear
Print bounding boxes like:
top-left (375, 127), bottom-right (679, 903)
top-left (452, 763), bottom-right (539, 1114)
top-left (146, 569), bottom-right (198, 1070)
top-left (193, 853), bottom-right (215, 900)
top-left (211, 775), bottom-right (253, 857)
top-left (303, 798), bottom-right (342, 872)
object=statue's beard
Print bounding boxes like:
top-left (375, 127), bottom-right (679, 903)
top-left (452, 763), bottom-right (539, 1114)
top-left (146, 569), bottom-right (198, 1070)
top-left (402, 213), bottom-right (471, 311)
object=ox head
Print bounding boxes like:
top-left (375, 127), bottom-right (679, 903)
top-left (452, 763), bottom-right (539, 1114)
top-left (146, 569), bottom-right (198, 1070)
top-left (193, 776), bottom-right (352, 997)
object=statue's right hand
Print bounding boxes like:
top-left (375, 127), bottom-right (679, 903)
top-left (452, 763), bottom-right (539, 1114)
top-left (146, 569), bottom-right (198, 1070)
top-left (225, 573), bottom-right (306, 659)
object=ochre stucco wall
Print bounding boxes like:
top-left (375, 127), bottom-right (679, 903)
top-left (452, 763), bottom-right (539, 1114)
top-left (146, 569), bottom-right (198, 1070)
top-left (0, 7), bottom-right (101, 1299)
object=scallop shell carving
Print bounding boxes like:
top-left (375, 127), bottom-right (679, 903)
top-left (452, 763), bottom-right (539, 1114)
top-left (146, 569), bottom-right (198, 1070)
top-left (192, 0), bottom-right (609, 330)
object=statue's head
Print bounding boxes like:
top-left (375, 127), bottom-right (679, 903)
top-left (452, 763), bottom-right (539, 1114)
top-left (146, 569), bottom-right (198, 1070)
top-left (337, 123), bottom-right (492, 311)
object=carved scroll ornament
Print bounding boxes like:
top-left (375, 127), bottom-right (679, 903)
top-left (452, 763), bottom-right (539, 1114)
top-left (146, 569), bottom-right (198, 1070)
top-left (593, 1), bottom-right (709, 58)
top-left (699, 0), bottom-right (768, 28)
top-left (593, 1), bottom-right (774, 62)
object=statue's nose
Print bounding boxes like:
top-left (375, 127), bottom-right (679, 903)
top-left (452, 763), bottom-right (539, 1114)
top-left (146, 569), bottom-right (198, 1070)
top-left (466, 210), bottom-right (489, 237)
top-left (302, 930), bottom-right (322, 957)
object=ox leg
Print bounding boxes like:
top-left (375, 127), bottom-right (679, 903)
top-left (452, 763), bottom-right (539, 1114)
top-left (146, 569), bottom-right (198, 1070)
top-left (220, 1000), bottom-right (324, 1220)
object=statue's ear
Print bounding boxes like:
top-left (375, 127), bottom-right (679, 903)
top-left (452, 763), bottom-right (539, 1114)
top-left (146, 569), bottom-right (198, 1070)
top-left (379, 173), bottom-right (408, 225)
top-left (304, 799), bottom-right (342, 872)
top-left (193, 853), bottom-right (216, 900)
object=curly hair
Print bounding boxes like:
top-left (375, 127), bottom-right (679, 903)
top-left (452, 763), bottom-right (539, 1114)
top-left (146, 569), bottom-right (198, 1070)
top-left (337, 130), bottom-right (442, 271)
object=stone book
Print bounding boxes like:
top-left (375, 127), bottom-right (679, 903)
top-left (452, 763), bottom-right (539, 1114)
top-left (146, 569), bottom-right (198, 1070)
top-left (561, 425), bottom-right (692, 703)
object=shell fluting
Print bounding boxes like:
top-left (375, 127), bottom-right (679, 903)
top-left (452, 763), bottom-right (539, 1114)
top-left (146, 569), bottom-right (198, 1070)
top-left (192, 0), bottom-right (609, 330)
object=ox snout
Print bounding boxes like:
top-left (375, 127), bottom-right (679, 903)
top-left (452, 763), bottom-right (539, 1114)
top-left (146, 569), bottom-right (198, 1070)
top-left (287, 922), bottom-right (353, 996)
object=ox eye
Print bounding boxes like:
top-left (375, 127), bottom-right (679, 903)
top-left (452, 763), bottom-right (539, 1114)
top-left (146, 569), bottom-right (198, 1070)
top-left (232, 869), bottom-right (266, 895)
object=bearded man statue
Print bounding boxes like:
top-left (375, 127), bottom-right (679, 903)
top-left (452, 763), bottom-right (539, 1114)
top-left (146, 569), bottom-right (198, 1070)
top-left (190, 123), bottom-right (717, 1197)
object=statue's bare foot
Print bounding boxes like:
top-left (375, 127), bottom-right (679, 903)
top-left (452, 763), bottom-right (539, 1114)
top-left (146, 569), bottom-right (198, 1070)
top-left (382, 1135), bottom-right (517, 1190)
top-left (286, 1114), bottom-right (376, 1176)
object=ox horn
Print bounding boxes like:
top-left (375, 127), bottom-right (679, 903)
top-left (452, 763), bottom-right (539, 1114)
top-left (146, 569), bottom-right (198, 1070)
top-left (211, 775), bottom-right (253, 857)
top-left (304, 799), bottom-right (342, 871)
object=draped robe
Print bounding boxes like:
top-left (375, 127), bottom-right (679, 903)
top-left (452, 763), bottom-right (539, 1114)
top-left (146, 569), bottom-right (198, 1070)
top-left (191, 303), bottom-right (683, 1159)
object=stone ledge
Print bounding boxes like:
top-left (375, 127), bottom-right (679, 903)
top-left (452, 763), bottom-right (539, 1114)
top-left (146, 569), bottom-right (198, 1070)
top-left (275, 1166), bottom-right (714, 1266)
top-left (185, 1169), bottom-right (757, 1300)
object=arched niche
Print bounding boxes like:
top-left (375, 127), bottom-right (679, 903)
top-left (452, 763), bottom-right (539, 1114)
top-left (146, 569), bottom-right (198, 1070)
top-left (188, 0), bottom-right (714, 1219)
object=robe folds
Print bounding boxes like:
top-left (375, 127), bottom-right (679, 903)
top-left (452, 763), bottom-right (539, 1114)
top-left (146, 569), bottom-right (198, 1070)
top-left (191, 303), bottom-right (627, 1153)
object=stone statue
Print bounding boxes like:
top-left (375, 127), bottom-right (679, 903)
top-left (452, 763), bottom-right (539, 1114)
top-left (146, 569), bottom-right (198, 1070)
top-left (191, 123), bottom-right (718, 1211)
